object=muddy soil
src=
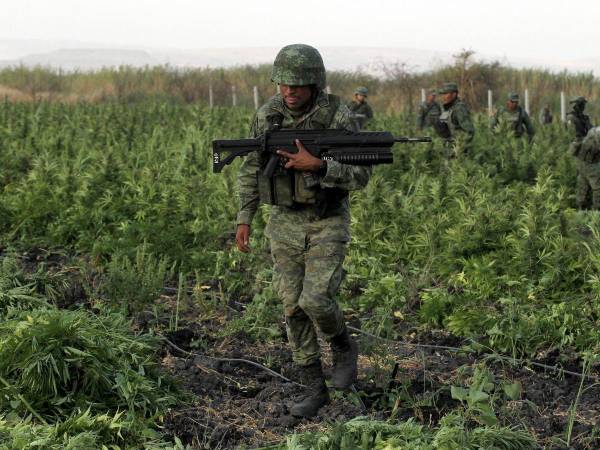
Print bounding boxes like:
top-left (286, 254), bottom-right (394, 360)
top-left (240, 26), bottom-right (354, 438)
top-left (160, 318), bottom-right (599, 450)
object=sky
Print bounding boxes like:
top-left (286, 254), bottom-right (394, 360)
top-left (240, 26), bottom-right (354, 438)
top-left (1, 0), bottom-right (599, 61)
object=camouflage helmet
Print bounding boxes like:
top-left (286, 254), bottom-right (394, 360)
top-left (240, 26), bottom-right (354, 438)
top-left (569, 96), bottom-right (587, 104)
top-left (582, 127), bottom-right (600, 152)
top-left (271, 44), bottom-right (326, 90)
top-left (508, 92), bottom-right (520, 102)
top-left (438, 82), bottom-right (459, 94)
top-left (355, 86), bottom-right (369, 96)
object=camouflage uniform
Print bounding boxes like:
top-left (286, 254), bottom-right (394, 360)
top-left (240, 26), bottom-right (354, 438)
top-left (539, 106), bottom-right (553, 125)
top-left (571, 127), bottom-right (600, 209)
top-left (435, 83), bottom-right (475, 142)
top-left (490, 93), bottom-right (535, 140)
top-left (567, 97), bottom-right (592, 140)
top-left (347, 87), bottom-right (374, 129)
top-left (237, 86), bottom-right (370, 368)
top-left (416, 100), bottom-right (441, 130)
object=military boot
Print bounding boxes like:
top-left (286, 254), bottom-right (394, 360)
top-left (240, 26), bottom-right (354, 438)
top-left (330, 327), bottom-right (358, 389)
top-left (290, 361), bottom-right (329, 418)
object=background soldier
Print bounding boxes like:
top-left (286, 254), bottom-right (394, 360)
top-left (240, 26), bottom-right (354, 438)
top-left (416, 88), bottom-right (441, 130)
top-left (434, 82), bottom-right (475, 143)
top-left (490, 92), bottom-right (535, 140)
top-left (347, 86), bottom-right (374, 129)
top-left (567, 96), bottom-right (593, 140)
top-left (539, 104), bottom-right (553, 125)
top-left (571, 127), bottom-right (600, 209)
top-left (235, 44), bottom-right (369, 419)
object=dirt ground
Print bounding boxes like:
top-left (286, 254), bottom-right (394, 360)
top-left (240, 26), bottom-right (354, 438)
top-left (159, 302), bottom-right (600, 450)
top-left (5, 249), bottom-right (598, 450)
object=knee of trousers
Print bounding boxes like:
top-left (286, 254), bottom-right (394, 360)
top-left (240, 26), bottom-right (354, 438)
top-left (272, 271), bottom-right (304, 314)
top-left (297, 292), bottom-right (343, 336)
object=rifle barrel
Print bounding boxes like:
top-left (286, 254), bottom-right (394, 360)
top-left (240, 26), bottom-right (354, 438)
top-left (394, 136), bottom-right (432, 143)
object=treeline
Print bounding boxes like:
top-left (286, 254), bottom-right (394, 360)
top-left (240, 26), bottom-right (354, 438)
top-left (0, 50), bottom-right (598, 116)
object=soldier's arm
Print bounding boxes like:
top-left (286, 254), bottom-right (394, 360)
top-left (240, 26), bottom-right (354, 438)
top-left (236, 115), bottom-right (263, 225)
top-left (366, 104), bottom-right (374, 119)
top-left (416, 104), bottom-right (425, 130)
top-left (523, 111), bottom-right (535, 138)
top-left (455, 105), bottom-right (476, 138)
top-left (320, 104), bottom-right (372, 191)
top-left (586, 116), bottom-right (593, 133)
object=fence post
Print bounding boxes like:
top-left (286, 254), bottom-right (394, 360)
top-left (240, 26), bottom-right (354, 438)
top-left (421, 88), bottom-right (426, 103)
top-left (487, 90), bottom-right (493, 116)
top-left (561, 91), bottom-right (566, 122)
top-left (253, 86), bottom-right (259, 109)
top-left (209, 85), bottom-right (214, 108)
top-left (231, 85), bottom-right (237, 107)
top-left (524, 89), bottom-right (530, 114)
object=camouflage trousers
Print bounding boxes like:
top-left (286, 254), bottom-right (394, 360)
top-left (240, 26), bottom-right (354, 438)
top-left (267, 207), bottom-right (348, 366)
top-left (576, 159), bottom-right (600, 210)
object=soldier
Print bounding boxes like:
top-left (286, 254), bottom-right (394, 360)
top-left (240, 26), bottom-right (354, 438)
top-left (539, 104), bottom-right (553, 125)
top-left (567, 96), bottom-right (593, 140)
top-left (416, 88), bottom-right (441, 130)
top-left (235, 44), bottom-right (369, 418)
top-left (571, 127), bottom-right (600, 209)
top-left (490, 92), bottom-right (535, 141)
top-left (347, 86), bottom-right (374, 129)
top-left (435, 82), bottom-right (475, 143)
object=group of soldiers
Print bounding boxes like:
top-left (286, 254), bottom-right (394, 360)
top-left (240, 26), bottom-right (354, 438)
top-left (234, 43), bottom-right (599, 423)
top-left (416, 84), bottom-right (540, 140)
top-left (352, 82), bottom-right (540, 143)
top-left (416, 87), bottom-right (597, 209)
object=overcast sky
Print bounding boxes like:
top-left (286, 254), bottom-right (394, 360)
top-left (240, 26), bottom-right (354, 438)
top-left (1, 0), bottom-right (598, 61)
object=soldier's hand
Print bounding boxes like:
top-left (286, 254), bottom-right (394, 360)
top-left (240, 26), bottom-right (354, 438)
top-left (277, 139), bottom-right (322, 172)
top-left (236, 224), bottom-right (251, 253)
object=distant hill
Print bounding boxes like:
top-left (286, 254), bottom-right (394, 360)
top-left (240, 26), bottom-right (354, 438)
top-left (0, 48), bottom-right (157, 70)
top-left (0, 39), bottom-right (598, 75)
top-left (0, 44), bottom-right (455, 73)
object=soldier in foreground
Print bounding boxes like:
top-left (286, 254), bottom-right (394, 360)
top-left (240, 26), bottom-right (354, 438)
top-left (434, 82), bottom-right (475, 144)
top-left (571, 127), bottom-right (600, 209)
top-left (347, 86), bottom-right (374, 129)
top-left (235, 44), bottom-right (368, 418)
top-left (416, 88), bottom-right (441, 130)
top-left (490, 92), bottom-right (535, 141)
top-left (567, 96), bottom-right (593, 140)
top-left (539, 104), bottom-right (553, 125)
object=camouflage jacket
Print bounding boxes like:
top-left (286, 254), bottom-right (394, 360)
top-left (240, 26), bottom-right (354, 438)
top-left (567, 110), bottom-right (593, 140)
top-left (237, 91), bottom-right (371, 241)
top-left (416, 101), bottom-right (441, 130)
top-left (491, 105), bottom-right (535, 138)
top-left (437, 98), bottom-right (475, 140)
top-left (347, 100), bottom-right (374, 129)
top-left (539, 109), bottom-right (553, 124)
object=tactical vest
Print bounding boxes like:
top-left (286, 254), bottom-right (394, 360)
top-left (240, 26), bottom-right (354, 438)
top-left (257, 95), bottom-right (348, 216)
top-left (568, 111), bottom-right (592, 140)
top-left (437, 106), bottom-right (455, 138)
top-left (501, 107), bottom-right (525, 136)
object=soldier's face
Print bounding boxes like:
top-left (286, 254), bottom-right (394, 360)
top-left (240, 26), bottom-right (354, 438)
top-left (280, 84), bottom-right (312, 111)
top-left (507, 100), bottom-right (518, 111)
top-left (441, 92), bottom-right (457, 105)
top-left (355, 94), bottom-right (366, 103)
top-left (426, 94), bottom-right (436, 104)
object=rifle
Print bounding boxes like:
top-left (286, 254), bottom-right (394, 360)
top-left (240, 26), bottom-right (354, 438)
top-left (212, 129), bottom-right (432, 175)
